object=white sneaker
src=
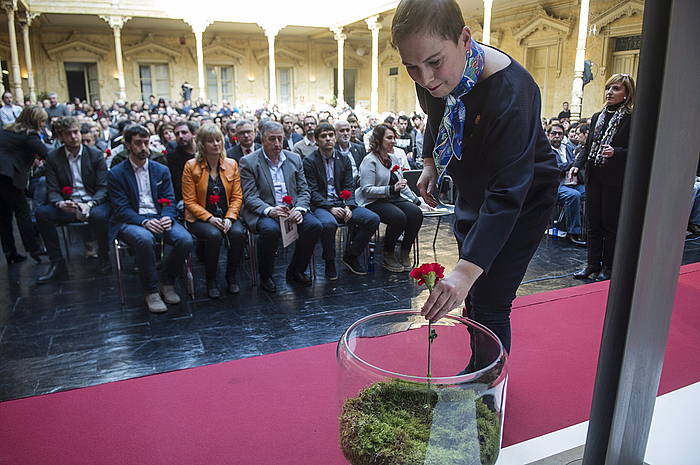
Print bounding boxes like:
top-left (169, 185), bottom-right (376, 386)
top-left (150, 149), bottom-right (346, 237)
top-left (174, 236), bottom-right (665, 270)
top-left (160, 284), bottom-right (181, 304)
top-left (145, 293), bottom-right (167, 313)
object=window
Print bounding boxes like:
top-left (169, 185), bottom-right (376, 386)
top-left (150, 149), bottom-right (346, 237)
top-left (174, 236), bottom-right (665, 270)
top-left (277, 67), bottom-right (293, 107)
top-left (206, 65), bottom-right (235, 103)
top-left (139, 64), bottom-right (170, 101)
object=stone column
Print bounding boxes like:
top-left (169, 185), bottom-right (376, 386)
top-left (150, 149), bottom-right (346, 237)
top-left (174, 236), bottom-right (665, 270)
top-left (183, 18), bottom-right (212, 102)
top-left (19, 12), bottom-right (39, 103)
top-left (263, 25), bottom-right (281, 106)
top-left (365, 16), bottom-right (381, 114)
top-left (331, 27), bottom-right (346, 107)
top-left (570, 0), bottom-right (591, 120)
top-left (100, 15), bottom-right (130, 101)
top-left (482, 0), bottom-right (493, 45)
top-left (2, 1), bottom-right (23, 101)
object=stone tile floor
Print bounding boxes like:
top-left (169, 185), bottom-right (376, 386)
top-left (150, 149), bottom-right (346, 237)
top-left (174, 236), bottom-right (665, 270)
top-left (1, 217), bottom-right (699, 402)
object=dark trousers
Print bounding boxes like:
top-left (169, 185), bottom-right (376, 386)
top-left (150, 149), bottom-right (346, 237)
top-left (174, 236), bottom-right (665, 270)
top-left (462, 194), bottom-right (555, 354)
top-left (0, 175), bottom-right (40, 257)
top-left (187, 219), bottom-right (246, 283)
top-left (116, 218), bottom-right (194, 293)
top-left (35, 203), bottom-right (111, 263)
top-left (311, 206), bottom-right (380, 261)
top-left (254, 213), bottom-right (322, 279)
top-left (366, 199), bottom-right (423, 252)
top-left (585, 180), bottom-right (623, 269)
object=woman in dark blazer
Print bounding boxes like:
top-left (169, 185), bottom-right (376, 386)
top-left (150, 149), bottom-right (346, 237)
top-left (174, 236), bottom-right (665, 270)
top-left (0, 105), bottom-right (49, 264)
top-left (571, 74), bottom-right (635, 281)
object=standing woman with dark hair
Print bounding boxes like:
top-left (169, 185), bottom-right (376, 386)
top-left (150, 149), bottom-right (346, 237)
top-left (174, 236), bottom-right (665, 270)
top-left (392, 0), bottom-right (560, 353)
top-left (571, 73), bottom-right (635, 281)
top-left (0, 105), bottom-right (49, 264)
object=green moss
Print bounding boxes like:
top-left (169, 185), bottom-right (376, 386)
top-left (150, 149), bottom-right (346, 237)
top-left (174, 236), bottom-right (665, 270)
top-left (339, 379), bottom-right (500, 465)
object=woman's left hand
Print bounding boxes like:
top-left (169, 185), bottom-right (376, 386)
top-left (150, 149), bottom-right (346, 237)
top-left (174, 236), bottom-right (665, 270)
top-left (223, 218), bottom-right (232, 233)
top-left (601, 145), bottom-right (615, 158)
top-left (421, 260), bottom-right (484, 322)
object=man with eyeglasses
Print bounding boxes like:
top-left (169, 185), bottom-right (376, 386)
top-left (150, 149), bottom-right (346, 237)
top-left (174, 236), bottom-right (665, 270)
top-left (226, 119), bottom-right (260, 162)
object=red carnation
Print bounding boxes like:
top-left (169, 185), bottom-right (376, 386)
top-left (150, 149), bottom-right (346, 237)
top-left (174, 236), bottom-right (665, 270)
top-left (157, 198), bottom-right (172, 207)
top-left (391, 165), bottom-right (400, 173)
top-left (339, 190), bottom-right (352, 201)
top-left (61, 186), bottom-right (73, 197)
top-left (410, 262), bottom-right (445, 291)
top-left (104, 148), bottom-right (111, 156)
top-left (402, 168), bottom-right (409, 171)
top-left (162, 149), bottom-right (168, 155)
top-left (208, 194), bottom-right (220, 205)
top-left (282, 195), bottom-right (293, 206)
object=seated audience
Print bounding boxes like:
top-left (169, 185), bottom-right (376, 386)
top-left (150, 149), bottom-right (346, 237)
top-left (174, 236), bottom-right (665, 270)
top-left (356, 123), bottom-right (423, 273)
top-left (239, 121), bottom-right (322, 293)
top-left (334, 120), bottom-right (366, 181)
top-left (303, 122), bottom-right (379, 279)
top-left (35, 117), bottom-right (111, 282)
top-left (281, 114), bottom-right (303, 151)
top-left (166, 120), bottom-right (199, 203)
top-left (109, 124), bottom-right (193, 313)
top-left (292, 115), bottom-right (318, 158)
top-left (226, 119), bottom-right (260, 161)
top-left (690, 155), bottom-right (700, 235)
top-left (183, 124), bottom-right (246, 298)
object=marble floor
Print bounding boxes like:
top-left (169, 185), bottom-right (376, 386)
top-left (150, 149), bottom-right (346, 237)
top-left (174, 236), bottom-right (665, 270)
top-left (1, 217), bottom-right (699, 402)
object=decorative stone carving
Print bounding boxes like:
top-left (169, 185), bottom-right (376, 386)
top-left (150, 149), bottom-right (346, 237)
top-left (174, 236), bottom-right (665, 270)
top-left (512, 6), bottom-right (571, 45)
top-left (99, 15), bottom-right (131, 31)
top-left (590, 0), bottom-right (644, 35)
top-left (254, 45), bottom-right (305, 66)
top-left (123, 34), bottom-right (183, 64)
top-left (203, 37), bottom-right (246, 65)
top-left (43, 32), bottom-right (110, 62)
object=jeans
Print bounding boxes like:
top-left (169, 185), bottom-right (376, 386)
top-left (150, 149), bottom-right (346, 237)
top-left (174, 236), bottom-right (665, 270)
top-left (311, 207), bottom-right (379, 261)
top-left (187, 219), bottom-right (246, 282)
top-left (116, 217), bottom-right (193, 293)
top-left (558, 184), bottom-right (586, 235)
top-left (35, 203), bottom-right (111, 263)
top-left (254, 213), bottom-right (322, 279)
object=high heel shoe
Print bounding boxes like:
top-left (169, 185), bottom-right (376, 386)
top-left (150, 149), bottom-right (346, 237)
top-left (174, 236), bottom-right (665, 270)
top-left (5, 253), bottom-right (27, 265)
top-left (572, 265), bottom-right (601, 280)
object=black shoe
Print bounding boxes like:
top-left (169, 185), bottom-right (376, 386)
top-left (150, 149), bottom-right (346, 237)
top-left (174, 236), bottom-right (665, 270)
top-left (573, 265), bottom-right (601, 280)
top-left (341, 254), bottom-right (367, 275)
top-left (227, 281), bottom-right (240, 294)
top-left (6, 253), bottom-right (27, 265)
top-left (597, 267), bottom-right (611, 281)
top-left (37, 261), bottom-right (68, 284)
top-left (567, 234), bottom-right (587, 247)
top-left (325, 260), bottom-right (338, 281)
top-left (30, 249), bottom-right (45, 263)
top-left (98, 257), bottom-right (112, 275)
top-left (286, 267), bottom-right (312, 286)
top-left (261, 276), bottom-right (277, 293)
top-left (207, 283), bottom-right (221, 299)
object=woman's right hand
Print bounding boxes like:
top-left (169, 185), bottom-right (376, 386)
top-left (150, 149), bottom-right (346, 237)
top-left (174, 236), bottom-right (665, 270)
top-left (568, 167), bottom-right (579, 178)
top-left (208, 216), bottom-right (225, 232)
top-left (417, 163), bottom-right (438, 207)
top-left (394, 179), bottom-right (407, 192)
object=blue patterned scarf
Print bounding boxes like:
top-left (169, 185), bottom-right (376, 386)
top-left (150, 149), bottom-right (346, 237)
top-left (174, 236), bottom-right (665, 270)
top-left (433, 41), bottom-right (486, 171)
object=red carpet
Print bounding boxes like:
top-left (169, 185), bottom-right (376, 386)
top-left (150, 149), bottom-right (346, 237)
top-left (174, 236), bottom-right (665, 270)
top-left (1, 263), bottom-right (699, 465)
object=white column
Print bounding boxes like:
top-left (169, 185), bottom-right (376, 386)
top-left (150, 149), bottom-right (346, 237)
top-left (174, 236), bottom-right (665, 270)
top-left (482, 0), bottom-right (493, 45)
top-left (365, 16), bottom-right (381, 114)
top-left (331, 27), bottom-right (346, 107)
top-left (3, 1), bottom-right (23, 102)
top-left (100, 15), bottom-right (130, 101)
top-left (570, 0), bottom-right (591, 121)
top-left (263, 26), bottom-right (281, 106)
top-left (19, 12), bottom-right (39, 103)
top-left (194, 28), bottom-right (206, 101)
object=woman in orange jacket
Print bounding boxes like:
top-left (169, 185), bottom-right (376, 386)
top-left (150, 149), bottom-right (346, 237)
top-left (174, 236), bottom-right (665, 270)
top-left (182, 124), bottom-right (246, 298)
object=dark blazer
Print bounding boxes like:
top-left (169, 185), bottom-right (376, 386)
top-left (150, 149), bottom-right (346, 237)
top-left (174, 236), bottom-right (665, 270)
top-left (239, 148), bottom-right (310, 226)
top-left (45, 144), bottom-right (108, 205)
top-left (335, 141), bottom-right (366, 169)
top-left (227, 142), bottom-right (261, 162)
top-left (165, 145), bottom-right (195, 202)
top-left (552, 143), bottom-right (575, 186)
top-left (0, 129), bottom-right (48, 190)
top-left (573, 110), bottom-right (631, 187)
top-left (283, 133), bottom-right (303, 151)
top-left (303, 149), bottom-right (357, 210)
top-left (108, 159), bottom-right (176, 228)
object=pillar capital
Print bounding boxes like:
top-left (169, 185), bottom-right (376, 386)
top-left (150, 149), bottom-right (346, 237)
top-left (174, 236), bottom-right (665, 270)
top-left (259, 22), bottom-right (284, 40)
top-left (0, 0), bottom-right (16, 15)
top-left (365, 15), bottom-right (382, 32)
top-left (483, 0), bottom-right (493, 7)
top-left (330, 26), bottom-right (346, 42)
top-left (19, 11), bottom-right (40, 27)
top-left (184, 17), bottom-right (213, 35)
top-left (99, 15), bottom-right (131, 31)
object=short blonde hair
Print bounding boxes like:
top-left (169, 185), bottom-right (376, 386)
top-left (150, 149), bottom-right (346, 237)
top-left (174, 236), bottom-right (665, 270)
top-left (195, 123), bottom-right (226, 163)
top-left (604, 73), bottom-right (636, 112)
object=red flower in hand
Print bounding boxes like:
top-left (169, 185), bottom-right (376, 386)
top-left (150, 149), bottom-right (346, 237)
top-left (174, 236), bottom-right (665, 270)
top-left (339, 190), bottom-right (352, 201)
top-left (391, 165), bottom-right (400, 173)
top-left (61, 186), bottom-right (73, 197)
top-left (162, 149), bottom-right (168, 155)
top-left (104, 148), bottom-right (111, 156)
top-left (410, 262), bottom-right (445, 291)
top-left (402, 168), bottom-right (409, 171)
top-left (207, 194), bottom-right (220, 205)
top-left (157, 198), bottom-right (172, 207)
top-left (282, 195), bottom-right (293, 207)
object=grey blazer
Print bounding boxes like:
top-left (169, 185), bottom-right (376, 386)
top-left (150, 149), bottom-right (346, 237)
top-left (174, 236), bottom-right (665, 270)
top-left (355, 152), bottom-right (420, 207)
top-left (239, 148), bottom-right (311, 226)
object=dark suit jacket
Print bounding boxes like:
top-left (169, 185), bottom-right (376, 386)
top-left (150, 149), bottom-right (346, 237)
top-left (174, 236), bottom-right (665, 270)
top-left (335, 142), bottom-right (366, 169)
top-left (45, 144), bottom-right (108, 206)
top-left (227, 143), bottom-right (261, 162)
top-left (303, 149), bottom-right (357, 210)
top-left (239, 148), bottom-right (310, 227)
top-left (165, 145), bottom-right (195, 202)
top-left (283, 133), bottom-right (303, 151)
top-left (0, 129), bottom-right (48, 190)
top-left (108, 159), bottom-right (176, 229)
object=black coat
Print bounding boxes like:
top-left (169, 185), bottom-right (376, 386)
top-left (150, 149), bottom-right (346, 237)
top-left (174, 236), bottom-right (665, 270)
top-left (0, 129), bottom-right (48, 190)
top-left (573, 110), bottom-right (631, 187)
top-left (336, 142), bottom-right (366, 169)
top-left (303, 149), bottom-right (357, 210)
top-left (227, 143), bottom-right (261, 162)
top-left (45, 144), bottom-right (109, 206)
top-left (165, 145), bottom-right (195, 202)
